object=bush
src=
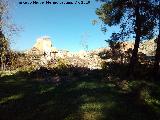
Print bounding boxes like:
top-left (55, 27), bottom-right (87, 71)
top-left (101, 61), bottom-right (108, 70)
top-left (55, 58), bottom-right (69, 69)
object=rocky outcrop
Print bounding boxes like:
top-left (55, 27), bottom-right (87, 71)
top-left (34, 36), bottom-right (52, 52)
top-left (139, 39), bottom-right (156, 56)
top-left (109, 39), bottom-right (156, 56)
top-left (25, 36), bottom-right (58, 66)
top-left (120, 41), bottom-right (134, 52)
top-left (25, 36), bottom-right (157, 69)
top-left (26, 36), bottom-right (57, 55)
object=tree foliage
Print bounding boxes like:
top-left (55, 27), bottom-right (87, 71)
top-left (0, 0), bottom-right (19, 70)
top-left (153, 0), bottom-right (160, 79)
top-left (96, 0), bottom-right (158, 74)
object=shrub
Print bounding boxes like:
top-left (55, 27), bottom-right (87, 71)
top-left (101, 61), bottom-right (108, 70)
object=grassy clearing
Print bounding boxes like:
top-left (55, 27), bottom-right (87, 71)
top-left (0, 70), bottom-right (160, 120)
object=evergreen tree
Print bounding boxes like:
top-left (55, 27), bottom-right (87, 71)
top-left (153, 1), bottom-right (160, 80)
top-left (96, 0), bottom-right (156, 74)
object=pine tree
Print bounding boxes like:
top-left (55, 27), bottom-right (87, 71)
top-left (96, 0), bottom-right (156, 74)
top-left (153, 1), bottom-right (160, 80)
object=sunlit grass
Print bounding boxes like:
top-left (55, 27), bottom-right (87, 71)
top-left (39, 86), bottom-right (55, 94)
top-left (82, 111), bottom-right (104, 120)
top-left (0, 94), bottom-right (24, 104)
top-left (0, 70), bottom-right (18, 77)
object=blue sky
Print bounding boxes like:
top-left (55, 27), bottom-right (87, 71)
top-left (10, 0), bottom-right (119, 52)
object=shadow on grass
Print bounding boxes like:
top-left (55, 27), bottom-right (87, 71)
top-left (104, 62), bottom-right (160, 81)
top-left (0, 66), bottom-right (160, 120)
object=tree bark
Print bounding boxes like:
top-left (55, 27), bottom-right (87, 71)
top-left (153, 19), bottom-right (160, 80)
top-left (128, 1), bottom-right (141, 75)
top-left (0, 15), bottom-right (6, 71)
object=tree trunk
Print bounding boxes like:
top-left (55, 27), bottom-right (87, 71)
top-left (128, 1), bottom-right (141, 75)
top-left (0, 30), bottom-right (4, 71)
top-left (153, 19), bottom-right (160, 80)
top-left (0, 15), bottom-right (6, 71)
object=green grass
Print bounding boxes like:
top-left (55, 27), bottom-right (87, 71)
top-left (0, 71), bottom-right (160, 120)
